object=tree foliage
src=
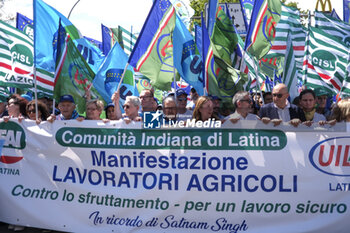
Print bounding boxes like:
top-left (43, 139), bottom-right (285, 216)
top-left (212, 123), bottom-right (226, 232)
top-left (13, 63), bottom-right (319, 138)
top-left (190, 0), bottom-right (239, 27)
top-left (190, 0), bottom-right (309, 28)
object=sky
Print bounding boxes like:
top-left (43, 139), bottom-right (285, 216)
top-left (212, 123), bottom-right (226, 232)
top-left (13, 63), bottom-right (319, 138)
top-left (1, 0), bottom-right (345, 42)
top-left (2, 0), bottom-right (154, 40)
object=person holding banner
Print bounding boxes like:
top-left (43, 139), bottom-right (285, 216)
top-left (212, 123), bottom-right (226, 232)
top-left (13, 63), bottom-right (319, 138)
top-left (85, 99), bottom-right (104, 120)
top-left (192, 96), bottom-right (219, 122)
top-left (47, 95), bottom-right (84, 122)
top-left (315, 88), bottom-right (332, 120)
top-left (224, 91), bottom-right (260, 123)
top-left (259, 84), bottom-right (305, 127)
top-left (3, 94), bottom-right (28, 122)
top-left (330, 98), bottom-right (350, 123)
top-left (299, 89), bottom-right (326, 126)
top-left (163, 94), bottom-right (178, 124)
top-left (26, 100), bottom-right (50, 124)
top-left (122, 96), bottom-right (142, 124)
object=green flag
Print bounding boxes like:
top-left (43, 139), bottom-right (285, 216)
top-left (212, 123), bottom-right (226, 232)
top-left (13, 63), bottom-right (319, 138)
top-left (128, 0), bottom-right (176, 91)
top-left (0, 20), bottom-right (54, 97)
top-left (282, 33), bottom-right (301, 100)
top-left (209, 53), bottom-right (248, 101)
top-left (302, 26), bottom-right (349, 96)
top-left (211, 6), bottom-right (239, 66)
top-left (54, 36), bottom-right (102, 114)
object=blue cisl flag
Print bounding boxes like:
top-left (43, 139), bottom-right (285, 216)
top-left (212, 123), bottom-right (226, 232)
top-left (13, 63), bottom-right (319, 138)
top-left (33, 0), bottom-right (104, 73)
top-left (173, 14), bottom-right (203, 96)
top-left (128, 0), bottom-right (176, 91)
top-left (92, 41), bottom-right (135, 112)
top-left (244, 0), bottom-right (281, 59)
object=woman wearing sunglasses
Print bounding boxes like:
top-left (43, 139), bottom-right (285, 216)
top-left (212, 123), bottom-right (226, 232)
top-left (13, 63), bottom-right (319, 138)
top-left (26, 100), bottom-right (50, 124)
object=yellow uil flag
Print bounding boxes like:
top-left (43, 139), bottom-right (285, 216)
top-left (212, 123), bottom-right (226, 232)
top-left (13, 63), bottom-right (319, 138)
top-left (316, 0), bottom-right (332, 12)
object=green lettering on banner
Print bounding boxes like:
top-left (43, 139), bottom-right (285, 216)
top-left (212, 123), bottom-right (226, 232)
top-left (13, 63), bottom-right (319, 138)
top-left (0, 121), bottom-right (26, 149)
top-left (55, 128), bottom-right (287, 150)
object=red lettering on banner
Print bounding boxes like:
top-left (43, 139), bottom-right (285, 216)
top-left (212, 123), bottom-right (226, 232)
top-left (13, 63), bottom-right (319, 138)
top-left (319, 145), bottom-right (350, 167)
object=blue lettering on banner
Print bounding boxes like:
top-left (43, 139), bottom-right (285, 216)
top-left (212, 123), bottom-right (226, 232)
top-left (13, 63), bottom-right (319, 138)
top-left (329, 182), bottom-right (350, 191)
top-left (89, 211), bottom-right (143, 227)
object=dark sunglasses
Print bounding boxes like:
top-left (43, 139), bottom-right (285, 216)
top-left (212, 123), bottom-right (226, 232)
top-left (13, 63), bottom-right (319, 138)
top-left (123, 105), bottom-right (130, 109)
top-left (177, 97), bottom-right (187, 101)
top-left (273, 93), bottom-right (284, 98)
top-left (27, 109), bottom-right (36, 114)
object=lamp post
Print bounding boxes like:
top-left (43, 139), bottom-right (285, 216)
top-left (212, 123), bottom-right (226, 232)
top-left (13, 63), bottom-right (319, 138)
top-left (68, 0), bottom-right (81, 19)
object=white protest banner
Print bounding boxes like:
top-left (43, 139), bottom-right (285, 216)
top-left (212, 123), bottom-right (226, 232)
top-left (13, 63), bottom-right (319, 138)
top-left (0, 119), bottom-right (349, 233)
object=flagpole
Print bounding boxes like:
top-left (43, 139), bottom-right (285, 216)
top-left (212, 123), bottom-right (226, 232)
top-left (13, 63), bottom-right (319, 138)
top-left (239, 50), bottom-right (247, 73)
top-left (115, 62), bottom-right (130, 93)
top-left (34, 67), bottom-right (38, 121)
top-left (52, 99), bottom-right (55, 115)
top-left (173, 66), bottom-right (176, 93)
top-left (253, 59), bottom-right (264, 105)
top-left (301, 11), bottom-right (311, 89)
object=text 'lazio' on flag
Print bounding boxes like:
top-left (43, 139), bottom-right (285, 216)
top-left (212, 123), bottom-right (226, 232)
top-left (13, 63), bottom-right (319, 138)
top-left (54, 34), bottom-right (103, 114)
top-left (92, 41), bottom-right (136, 108)
top-left (244, 0), bottom-right (281, 59)
top-left (302, 26), bottom-right (349, 96)
top-left (0, 20), bottom-right (54, 98)
top-left (128, 0), bottom-right (176, 91)
top-left (33, 0), bottom-right (105, 74)
top-left (173, 13), bottom-right (203, 96)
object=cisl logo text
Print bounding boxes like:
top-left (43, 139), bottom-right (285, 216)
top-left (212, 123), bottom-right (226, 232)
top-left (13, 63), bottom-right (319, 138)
top-left (0, 121), bottom-right (26, 164)
top-left (309, 137), bottom-right (350, 177)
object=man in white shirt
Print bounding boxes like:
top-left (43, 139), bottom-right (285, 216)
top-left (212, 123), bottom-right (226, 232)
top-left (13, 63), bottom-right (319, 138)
top-left (225, 91), bottom-right (259, 123)
top-left (259, 83), bottom-right (306, 126)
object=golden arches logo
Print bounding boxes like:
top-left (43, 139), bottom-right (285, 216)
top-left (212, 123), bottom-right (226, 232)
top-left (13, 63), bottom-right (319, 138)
top-left (316, 0), bottom-right (332, 12)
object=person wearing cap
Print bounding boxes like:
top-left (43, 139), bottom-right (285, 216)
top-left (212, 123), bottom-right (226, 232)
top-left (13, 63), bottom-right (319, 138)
top-left (187, 88), bottom-right (199, 110)
top-left (209, 95), bottom-right (224, 119)
top-left (105, 103), bottom-right (116, 120)
top-left (175, 89), bottom-right (192, 121)
top-left (315, 88), bottom-right (332, 120)
top-left (224, 91), bottom-right (259, 123)
top-left (47, 95), bottom-right (83, 122)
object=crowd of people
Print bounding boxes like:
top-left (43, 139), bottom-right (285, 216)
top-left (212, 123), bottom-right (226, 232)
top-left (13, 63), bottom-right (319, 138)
top-left (1, 85), bottom-right (350, 232)
top-left (1, 84), bottom-right (350, 127)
